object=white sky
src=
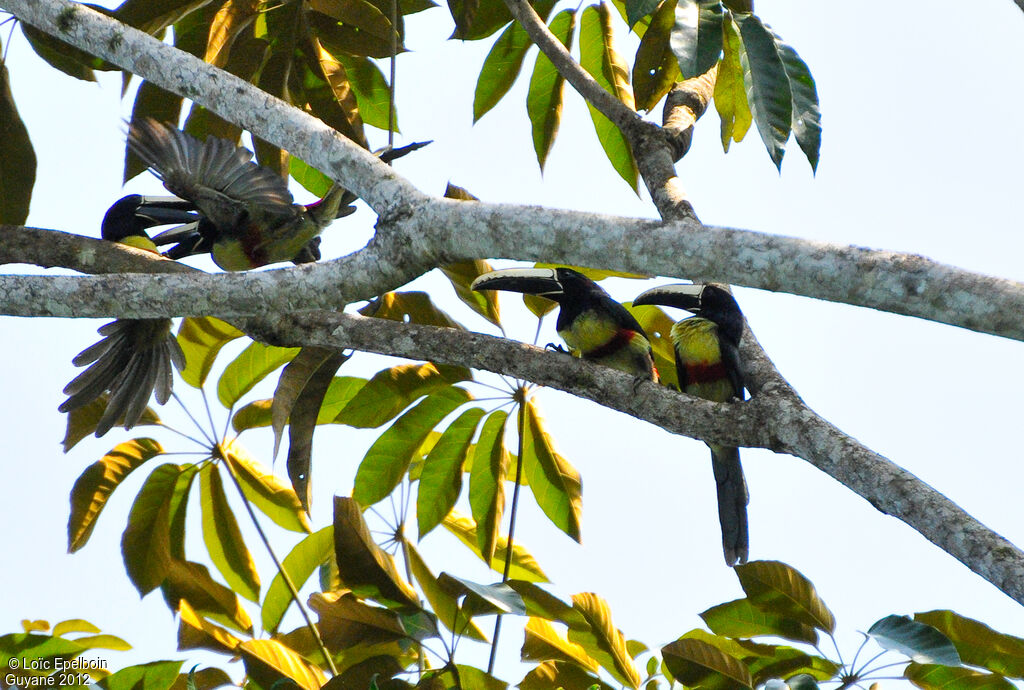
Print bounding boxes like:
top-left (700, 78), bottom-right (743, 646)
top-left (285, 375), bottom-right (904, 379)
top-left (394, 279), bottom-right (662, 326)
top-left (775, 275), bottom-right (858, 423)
top-left (2, 0), bottom-right (1023, 686)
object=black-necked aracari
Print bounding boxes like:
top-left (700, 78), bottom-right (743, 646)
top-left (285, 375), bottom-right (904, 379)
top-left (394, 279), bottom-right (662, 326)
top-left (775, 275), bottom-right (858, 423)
top-left (471, 267), bottom-right (658, 381)
top-left (633, 283), bottom-right (749, 566)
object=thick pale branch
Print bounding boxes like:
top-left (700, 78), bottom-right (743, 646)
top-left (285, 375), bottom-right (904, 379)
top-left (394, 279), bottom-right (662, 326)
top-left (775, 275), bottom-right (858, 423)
top-left (662, 67), bottom-right (718, 161)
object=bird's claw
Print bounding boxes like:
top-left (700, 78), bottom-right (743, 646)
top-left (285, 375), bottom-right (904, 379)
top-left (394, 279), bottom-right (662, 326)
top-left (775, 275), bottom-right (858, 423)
top-left (544, 343), bottom-right (570, 355)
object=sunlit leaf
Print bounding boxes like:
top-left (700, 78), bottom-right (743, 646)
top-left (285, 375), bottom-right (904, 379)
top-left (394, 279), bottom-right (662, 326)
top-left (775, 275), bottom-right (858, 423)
top-left (0, 53), bottom-right (37, 224)
top-left (521, 398), bottom-right (583, 542)
top-left (177, 317), bottom-right (245, 389)
top-left (362, 291), bottom-right (465, 329)
top-left (441, 260), bottom-right (502, 327)
top-left (632, 0), bottom-right (680, 112)
top-left (199, 465), bottom-right (260, 602)
top-left (527, 9), bottom-right (576, 170)
top-left (262, 526), bottom-right (335, 634)
top-left (417, 408), bottom-right (486, 537)
top-left (289, 156), bottom-right (335, 197)
top-left (567, 592), bottom-right (641, 688)
top-left (904, 663), bottom-right (1015, 690)
top-left (469, 410), bottom-right (509, 563)
top-left (735, 561), bottom-right (836, 634)
top-left (161, 558), bottom-right (254, 632)
top-left (51, 620), bottom-right (100, 637)
top-left (308, 590), bottom-right (407, 650)
top-left (868, 616), bottom-right (961, 666)
top-left (69, 634), bottom-right (132, 652)
top-left (714, 17), bottom-right (752, 151)
top-left (519, 661), bottom-right (613, 690)
top-left (304, 34), bottom-right (368, 148)
top-left (443, 511), bottom-right (548, 582)
top-left (353, 387), bottom-right (473, 506)
top-left (205, 0), bottom-right (259, 68)
top-left (166, 465), bottom-right (199, 561)
top-left (662, 637), bottom-right (753, 690)
top-left (68, 438), bottom-right (164, 552)
top-left (217, 341), bottom-right (300, 409)
top-left (332, 497), bottom-right (419, 608)
top-left (700, 598), bottom-right (818, 645)
top-left (579, 3), bottom-right (639, 191)
top-left (121, 464), bottom-right (179, 595)
top-left (915, 610), bottom-right (1024, 679)
top-left (177, 599), bottom-right (243, 655)
top-left (669, 0), bottom-right (723, 79)
top-left (221, 440), bottom-right (311, 533)
top-left (742, 644), bottom-right (839, 685)
top-left (734, 13), bottom-right (791, 170)
top-left (336, 54), bottom-right (395, 131)
top-left (522, 617), bottom-right (600, 672)
top-left (406, 544), bottom-right (487, 640)
top-left (98, 661), bottom-right (183, 690)
top-left (239, 639), bottom-right (327, 690)
top-left (336, 362), bottom-right (471, 428)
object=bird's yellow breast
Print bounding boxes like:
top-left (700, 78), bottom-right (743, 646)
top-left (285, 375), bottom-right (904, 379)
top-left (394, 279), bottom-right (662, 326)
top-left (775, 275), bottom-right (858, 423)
top-left (671, 318), bottom-right (732, 402)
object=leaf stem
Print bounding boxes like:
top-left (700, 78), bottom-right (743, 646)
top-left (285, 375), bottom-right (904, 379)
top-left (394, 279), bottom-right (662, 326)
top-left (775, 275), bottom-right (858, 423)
top-left (218, 446), bottom-right (338, 676)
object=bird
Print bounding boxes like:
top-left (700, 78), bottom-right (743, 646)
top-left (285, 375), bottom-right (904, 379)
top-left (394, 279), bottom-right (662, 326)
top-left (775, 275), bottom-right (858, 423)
top-left (633, 283), bottom-right (749, 566)
top-left (60, 118), bottom-right (392, 436)
top-left (470, 267), bottom-right (657, 380)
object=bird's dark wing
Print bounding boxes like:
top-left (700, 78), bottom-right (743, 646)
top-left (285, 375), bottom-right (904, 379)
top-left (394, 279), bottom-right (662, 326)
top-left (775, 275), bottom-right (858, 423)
top-left (721, 339), bottom-right (746, 401)
top-left (128, 119), bottom-right (296, 227)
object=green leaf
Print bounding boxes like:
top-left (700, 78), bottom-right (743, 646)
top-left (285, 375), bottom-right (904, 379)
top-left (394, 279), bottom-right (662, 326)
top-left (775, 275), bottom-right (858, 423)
top-left (0, 53), bottom-right (36, 225)
top-left (336, 54), bottom-right (395, 131)
top-left (204, 0), bottom-right (259, 67)
top-left (734, 561), bottom-right (836, 634)
top-left (262, 526), bottom-right (335, 634)
top-left (915, 610), bottom-right (1024, 679)
top-left (332, 497), bottom-right (419, 608)
top-left (568, 592), bottom-right (641, 688)
top-left (473, 0), bottom-right (555, 122)
top-left (99, 661), bottom-right (184, 690)
top-left (233, 376), bottom-right (368, 431)
top-left (289, 157), bottom-right (335, 197)
top-left (469, 410), bottom-right (510, 563)
top-left (167, 465), bottom-right (200, 560)
top-left (304, 34), bottom-right (368, 149)
top-left (218, 342), bottom-right (301, 408)
top-left (519, 661), bottom-right (613, 690)
top-left (443, 511), bottom-right (548, 582)
top-left (522, 617), bottom-right (601, 672)
top-left (417, 408), bottom-right (486, 537)
top-left (307, 590), bottom-right (407, 650)
top-left (868, 615), bottom-right (962, 666)
top-left (700, 598), bottom-right (818, 645)
top-left (579, 3), bottom-right (639, 191)
top-left (161, 559), bottom-right (254, 632)
top-left (176, 318), bottom-right (245, 389)
top-left (437, 573), bottom-right (526, 616)
top-left (362, 291), bottom-right (465, 329)
top-left (20, 22), bottom-right (100, 81)
top-left (734, 13), bottom-right (791, 169)
top-left (336, 362), bottom-right (471, 428)
top-left (527, 9), bottom-right (576, 170)
top-left (447, 0), bottom-right (512, 40)
top-left (904, 663), bottom-right (1016, 690)
top-left (353, 387), bottom-right (474, 506)
top-left (625, 0), bottom-right (660, 30)
top-left (222, 441), bottom-right (311, 533)
top-left (521, 398), bottom-right (583, 542)
top-left (632, 0), bottom-right (680, 112)
top-left (121, 464), bottom-right (180, 595)
top-left (406, 544), bottom-right (487, 640)
top-left (669, 0), bottom-right (723, 79)
top-left (713, 17), bottom-right (752, 151)
top-left (441, 259), bottom-right (503, 326)
top-left (68, 438), bottom-right (164, 552)
top-left (662, 637), bottom-right (753, 690)
top-left (115, 0), bottom-right (210, 35)
top-left (774, 35), bottom-right (820, 172)
top-left (67, 634), bottom-right (132, 652)
top-left (199, 465), bottom-right (261, 602)
top-left (51, 620), bottom-right (101, 637)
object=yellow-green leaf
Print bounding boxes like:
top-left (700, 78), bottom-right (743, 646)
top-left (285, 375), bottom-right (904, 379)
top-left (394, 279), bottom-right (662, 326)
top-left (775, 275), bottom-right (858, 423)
top-left (632, 0), bottom-right (680, 112)
top-left (332, 497), bottom-right (419, 608)
top-left (578, 2), bottom-right (639, 191)
top-left (336, 362), bottom-right (471, 428)
top-left (52, 620), bottom-right (101, 637)
top-left (362, 291), bottom-right (465, 330)
top-left (262, 526), bottom-right (335, 634)
top-left (661, 637), bottom-right (754, 690)
top-left (519, 660), bottom-right (613, 690)
top-left (904, 663), bottom-right (1016, 690)
top-left (443, 511), bottom-right (548, 582)
top-left (161, 558), bottom-right (253, 633)
top-left (221, 441), bottom-right (311, 533)
top-left (406, 544), bottom-right (487, 641)
top-left (199, 465), bottom-right (260, 602)
top-left (238, 639), bottom-right (327, 690)
top-left (63, 395), bottom-right (161, 453)
top-left (700, 598), bottom-right (818, 645)
top-left (417, 408), bottom-right (486, 537)
top-left (98, 660), bottom-right (183, 690)
top-left (568, 592), bottom-right (641, 688)
top-left (218, 342), bottom-right (300, 408)
top-left (714, 16), bottom-right (751, 150)
top-left (204, 0), bottom-right (259, 68)
top-left (308, 590), bottom-right (407, 649)
top-left (527, 9), bottom-right (576, 170)
top-left (735, 560), bottom-right (836, 634)
top-left (177, 317), bottom-right (245, 389)
top-left (121, 464), bottom-right (179, 595)
top-left (624, 302), bottom-right (679, 388)
top-left (914, 610), bottom-right (1024, 679)
top-left (177, 599), bottom-right (243, 654)
top-left (353, 387), bottom-right (473, 506)
top-left (469, 410), bottom-right (509, 563)
top-left (522, 617), bottom-right (600, 672)
top-left (69, 438), bottom-right (164, 552)
top-left (304, 33), bottom-right (368, 149)
top-left (336, 54), bottom-right (395, 131)
top-left (441, 260), bottom-right (502, 327)
top-left (521, 398), bottom-right (583, 542)
top-left (474, 7), bottom-right (540, 122)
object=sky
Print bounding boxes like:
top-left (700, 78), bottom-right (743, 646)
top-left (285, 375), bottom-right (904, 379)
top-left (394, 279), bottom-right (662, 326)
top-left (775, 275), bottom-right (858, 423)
top-left (2, 0), bottom-right (1024, 687)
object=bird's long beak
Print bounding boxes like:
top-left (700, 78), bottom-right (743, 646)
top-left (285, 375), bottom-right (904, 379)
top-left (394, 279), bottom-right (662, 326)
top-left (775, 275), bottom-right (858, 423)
top-left (471, 268), bottom-right (564, 297)
top-left (131, 195), bottom-right (199, 225)
top-left (632, 284), bottom-right (706, 313)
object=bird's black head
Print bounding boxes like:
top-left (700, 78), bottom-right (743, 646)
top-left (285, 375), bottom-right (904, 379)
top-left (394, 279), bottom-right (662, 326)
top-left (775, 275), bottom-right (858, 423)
top-left (633, 283), bottom-right (745, 344)
top-left (101, 194), bottom-right (199, 242)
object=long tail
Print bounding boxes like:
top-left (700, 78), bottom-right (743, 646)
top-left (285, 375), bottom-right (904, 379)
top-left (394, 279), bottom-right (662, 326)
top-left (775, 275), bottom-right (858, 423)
top-left (709, 444), bottom-right (749, 566)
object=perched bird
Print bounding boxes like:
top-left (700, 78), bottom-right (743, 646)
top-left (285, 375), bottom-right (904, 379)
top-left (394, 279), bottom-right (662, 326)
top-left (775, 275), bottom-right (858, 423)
top-left (633, 283), bottom-right (749, 566)
top-left (60, 119), bottom-right (373, 436)
top-left (471, 267), bottom-right (657, 380)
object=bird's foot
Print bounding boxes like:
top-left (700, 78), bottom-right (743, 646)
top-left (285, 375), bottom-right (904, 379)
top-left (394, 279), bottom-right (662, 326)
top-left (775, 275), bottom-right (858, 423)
top-left (544, 343), bottom-right (570, 355)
